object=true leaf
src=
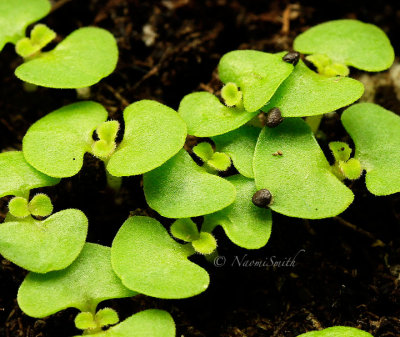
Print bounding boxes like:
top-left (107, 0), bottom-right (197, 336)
top-left (111, 216), bottom-right (209, 299)
top-left (0, 209), bottom-right (88, 273)
top-left (74, 310), bottom-right (175, 337)
top-left (254, 118), bottom-right (354, 219)
top-left (106, 100), bottom-right (187, 176)
top-left (15, 27), bottom-right (118, 88)
top-left (294, 19), bottom-right (394, 72)
top-left (218, 50), bottom-right (294, 112)
top-left (18, 243), bottom-right (136, 318)
top-left (203, 175), bottom-right (272, 249)
top-left (212, 125), bottom-right (260, 178)
top-left (23, 101), bottom-right (108, 178)
top-left (170, 218), bottom-right (200, 242)
top-left (143, 149), bottom-right (236, 218)
top-left (0, 151), bottom-right (59, 198)
top-left (262, 60), bottom-right (364, 117)
top-left (342, 103), bottom-right (400, 195)
top-left (0, 0), bottom-right (51, 52)
top-left (179, 92), bottom-right (259, 137)
top-left (297, 326), bottom-right (373, 337)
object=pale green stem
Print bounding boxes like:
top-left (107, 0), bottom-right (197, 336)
top-left (305, 114), bottom-right (323, 134)
top-left (105, 170), bottom-right (123, 191)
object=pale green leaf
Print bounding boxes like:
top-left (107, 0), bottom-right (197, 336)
top-left (207, 152), bottom-right (231, 172)
top-left (111, 216), bottom-right (209, 299)
top-left (191, 232), bottom-right (217, 255)
top-left (106, 100), bottom-right (187, 176)
top-left (342, 103), bottom-right (400, 195)
top-left (218, 50), bottom-right (294, 112)
top-left (254, 118), bottom-right (354, 219)
top-left (297, 326), bottom-right (373, 337)
top-left (170, 218), bottom-right (200, 242)
top-left (23, 101), bottom-right (108, 178)
top-left (143, 149), bottom-right (236, 218)
top-left (0, 0), bottom-right (51, 51)
top-left (15, 27), bottom-right (118, 88)
top-left (0, 209), bottom-right (88, 273)
top-left (263, 60), bottom-right (364, 117)
top-left (8, 197), bottom-right (30, 218)
top-left (294, 19), bottom-right (394, 72)
top-left (193, 142), bottom-right (214, 162)
top-left (329, 141), bottom-right (352, 162)
top-left (28, 193), bottom-right (53, 217)
top-left (0, 151), bottom-right (59, 198)
top-left (74, 310), bottom-right (175, 337)
top-left (178, 92), bottom-right (259, 137)
top-left (18, 243), bottom-right (136, 318)
top-left (204, 175), bottom-right (272, 249)
top-left (212, 125), bottom-right (260, 178)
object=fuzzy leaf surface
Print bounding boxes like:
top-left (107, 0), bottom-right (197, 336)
top-left (111, 216), bottom-right (209, 299)
top-left (342, 103), bottom-right (400, 195)
top-left (23, 101), bottom-right (108, 178)
top-left (143, 149), bottom-right (236, 218)
top-left (294, 19), bottom-right (394, 72)
top-left (106, 100), bottom-right (186, 176)
top-left (263, 60), bottom-right (364, 117)
top-left (18, 243), bottom-right (135, 318)
top-left (297, 326), bottom-right (373, 337)
top-left (15, 27), bottom-right (118, 88)
top-left (254, 118), bottom-right (354, 219)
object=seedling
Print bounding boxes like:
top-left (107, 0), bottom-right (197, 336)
top-left (294, 19), bottom-right (395, 74)
top-left (297, 326), bottom-right (373, 337)
top-left (193, 142), bottom-right (231, 172)
top-left (1, 0), bottom-right (118, 88)
top-left (329, 141), bottom-right (362, 181)
top-left (23, 100), bottom-right (187, 178)
top-left (17, 243), bottom-right (175, 336)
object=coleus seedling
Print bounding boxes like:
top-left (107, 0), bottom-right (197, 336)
top-left (297, 326), bottom-right (373, 337)
top-left (0, 151), bottom-right (88, 273)
top-left (18, 243), bottom-right (176, 336)
top-left (22, 100), bottom-right (187, 178)
top-left (294, 19), bottom-right (395, 75)
top-left (1, 0), bottom-right (118, 88)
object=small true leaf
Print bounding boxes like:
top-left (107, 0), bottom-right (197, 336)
top-left (28, 193), bottom-right (53, 217)
top-left (329, 141), bottom-right (352, 162)
top-left (96, 121), bottom-right (119, 144)
top-left (74, 310), bottom-right (175, 337)
top-left (339, 158), bottom-right (362, 180)
top-left (221, 82), bottom-right (242, 107)
top-left (23, 101), bottom-right (108, 178)
top-left (254, 118), bottom-right (354, 219)
top-left (262, 60), bottom-right (364, 117)
top-left (143, 149), bottom-right (236, 218)
top-left (0, 151), bottom-right (59, 198)
top-left (95, 308), bottom-right (119, 327)
top-left (342, 103), bottom-right (400, 195)
top-left (204, 175), bottom-right (272, 249)
top-left (30, 24), bottom-right (56, 48)
top-left (191, 232), bottom-right (217, 255)
top-left (15, 27), bottom-right (118, 88)
top-left (218, 50), bottom-right (294, 112)
top-left (18, 243), bottom-right (136, 318)
top-left (106, 100), bottom-right (187, 176)
top-left (170, 218), bottom-right (200, 242)
top-left (111, 216), bottom-right (210, 299)
top-left (294, 19), bottom-right (394, 72)
top-left (297, 326), bottom-right (373, 337)
top-left (212, 125), bottom-right (260, 178)
top-left (75, 312), bottom-right (97, 330)
top-left (0, 209), bottom-right (88, 273)
top-left (193, 142), bottom-right (214, 162)
top-left (0, 0), bottom-right (51, 52)
top-left (207, 152), bottom-right (231, 172)
top-left (179, 92), bottom-right (259, 137)
top-left (8, 197), bottom-right (30, 218)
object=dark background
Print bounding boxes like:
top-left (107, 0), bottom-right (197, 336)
top-left (0, 1), bottom-right (399, 336)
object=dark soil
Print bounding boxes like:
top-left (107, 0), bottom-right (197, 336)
top-left (1, 0), bottom-right (400, 336)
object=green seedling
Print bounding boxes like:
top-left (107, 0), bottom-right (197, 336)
top-left (18, 243), bottom-right (175, 336)
top-left (221, 82), bottom-right (243, 107)
top-left (143, 149), bottom-right (236, 218)
top-left (329, 141), bottom-right (362, 181)
top-left (0, 0), bottom-right (51, 52)
top-left (254, 118), bottom-right (354, 219)
top-left (23, 100), bottom-right (187, 178)
top-left (193, 142), bottom-right (231, 172)
top-left (1, 0), bottom-right (118, 88)
top-left (111, 216), bottom-right (210, 299)
top-left (341, 103), bottom-right (400, 195)
top-left (297, 326), bottom-right (373, 337)
top-left (294, 19), bottom-right (394, 73)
